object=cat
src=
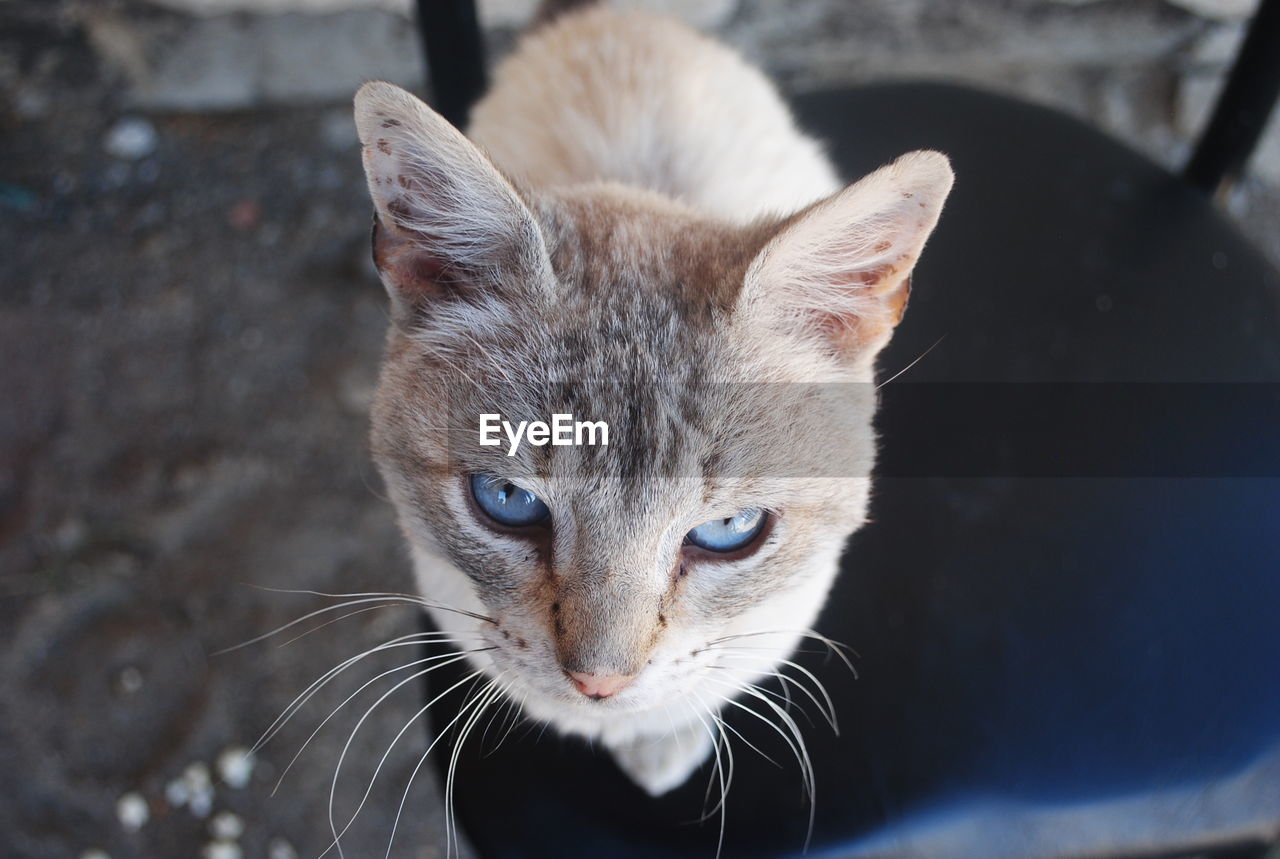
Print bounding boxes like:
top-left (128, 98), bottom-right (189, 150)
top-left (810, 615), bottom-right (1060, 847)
top-left (353, 1), bottom-right (952, 799)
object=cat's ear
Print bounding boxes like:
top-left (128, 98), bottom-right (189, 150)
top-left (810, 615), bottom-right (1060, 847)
top-left (741, 150), bottom-right (953, 367)
top-left (353, 81), bottom-right (551, 321)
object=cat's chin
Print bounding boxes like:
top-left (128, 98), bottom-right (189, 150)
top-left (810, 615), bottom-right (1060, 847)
top-left (511, 683), bottom-right (717, 795)
top-left (608, 721), bottom-right (716, 796)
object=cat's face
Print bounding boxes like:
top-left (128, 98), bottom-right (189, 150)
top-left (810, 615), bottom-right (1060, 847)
top-left (370, 186), bottom-right (879, 727)
top-left (356, 82), bottom-right (952, 737)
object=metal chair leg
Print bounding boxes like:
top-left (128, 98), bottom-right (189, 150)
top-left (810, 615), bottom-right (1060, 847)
top-left (1183, 0), bottom-right (1280, 198)
top-left (414, 0), bottom-right (488, 130)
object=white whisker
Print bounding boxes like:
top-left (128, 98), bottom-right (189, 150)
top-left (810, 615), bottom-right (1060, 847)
top-left (246, 585), bottom-right (497, 626)
top-left (383, 672), bottom-right (493, 859)
top-left (695, 685), bottom-right (783, 768)
top-left (215, 596), bottom-right (431, 656)
top-left (687, 697), bottom-right (727, 853)
top-left (724, 681), bottom-right (817, 850)
top-left (703, 707), bottom-right (730, 859)
top-left (445, 675), bottom-right (507, 857)
top-left (704, 627), bottom-right (858, 676)
top-left (323, 661), bottom-right (489, 859)
top-left (710, 650), bottom-right (839, 733)
top-left (272, 648), bottom-right (490, 794)
top-left (254, 631), bottom-right (480, 754)
top-left (702, 677), bottom-right (807, 770)
top-left (876, 334), bottom-right (946, 390)
top-left (478, 678), bottom-right (523, 758)
top-left (273, 603), bottom-right (427, 649)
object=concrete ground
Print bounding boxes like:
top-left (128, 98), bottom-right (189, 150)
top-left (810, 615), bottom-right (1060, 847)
top-left (2, 1), bottom-right (1277, 857)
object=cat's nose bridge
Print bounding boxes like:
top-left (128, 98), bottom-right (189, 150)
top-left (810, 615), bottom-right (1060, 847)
top-left (551, 575), bottom-right (662, 680)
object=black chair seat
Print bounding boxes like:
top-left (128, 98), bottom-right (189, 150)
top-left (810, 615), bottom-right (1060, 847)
top-left (422, 83), bottom-right (1280, 858)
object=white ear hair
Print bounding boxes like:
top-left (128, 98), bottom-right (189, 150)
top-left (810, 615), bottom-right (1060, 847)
top-left (353, 81), bottom-right (549, 311)
top-left (742, 150), bottom-right (954, 364)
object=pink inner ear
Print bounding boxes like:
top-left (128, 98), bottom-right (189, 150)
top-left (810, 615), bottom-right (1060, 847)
top-left (372, 217), bottom-right (453, 300)
top-left (398, 249), bottom-right (449, 294)
top-left (846, 264), bottom-right (892, 287)
top-left (802, 254), bottom-right (915, 359)
top-left (810, 279), bottom-right (911, 357)
top-left (834, 248), bottom-right (914, 299)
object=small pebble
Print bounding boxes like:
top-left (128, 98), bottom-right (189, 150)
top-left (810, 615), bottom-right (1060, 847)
top-left (164, 776), bottom-right (190, 808)
top-left (184, 762), bottom-right (213, 789)
top-left (117, 666), bottom-right (144, 694)
top-left (202, 841), bottom-right (243, 859)
top-left (115, 792), bottom-right (149, 831)
top-left (53, 517), bottom-right (87, 551)
top-left (217, 747), bottom-right (255, 789)
top-left (104, 117), bottom-right (158, 160)
top-left (189, 789), bottom-right (214, 819)
top-left (183, 761), bottom-right (215, 817)
top-left (268, 838), bottom-right (298, 859)
top-left (209, 811), bottom-right (244, 841)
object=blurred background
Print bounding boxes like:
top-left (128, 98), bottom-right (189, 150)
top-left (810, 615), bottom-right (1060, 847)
top-left (1, 0), bottom-right (1277, 857)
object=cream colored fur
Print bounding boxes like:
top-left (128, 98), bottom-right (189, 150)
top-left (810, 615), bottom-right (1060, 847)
top-left (469, 8), bottom-right (842, 221)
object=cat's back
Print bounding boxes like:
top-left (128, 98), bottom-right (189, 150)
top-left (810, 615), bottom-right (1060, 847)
top-left (467, 6), bottom-right (840, 222)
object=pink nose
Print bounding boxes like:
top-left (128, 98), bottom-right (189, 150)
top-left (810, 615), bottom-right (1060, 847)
top-left (567, 670), bottom-right (634, 699)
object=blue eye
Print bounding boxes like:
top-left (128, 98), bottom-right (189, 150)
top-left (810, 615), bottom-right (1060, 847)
top-left (470, 475), bottom-right (550, 527)
top-left (686, 509), bottom-right (767, 553)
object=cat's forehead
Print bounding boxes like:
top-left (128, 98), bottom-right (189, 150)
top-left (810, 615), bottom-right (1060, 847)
top-left (533, 186), bottom-right (773, 324)
top-left (403, 189), bottom-right (805, 494)
top-left (452, 352), bottom-right (726, 490)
